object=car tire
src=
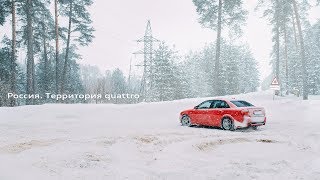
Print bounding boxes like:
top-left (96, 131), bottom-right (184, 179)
top-left (221, 117), bottom-right (234, 131)
top-left (181, 115), bottom-right (192, 127)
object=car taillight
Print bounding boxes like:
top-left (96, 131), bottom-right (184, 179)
top-left (241, 109), bottom-right (250, 116)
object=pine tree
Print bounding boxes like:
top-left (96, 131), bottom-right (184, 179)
top-left (111, 68), bottom-right (126, 104)
top-left (257, 0), bottom-right (310, 99)
top-left (63, 48), bottom-right (85, 102)
top-left (182, 40), bottom-right (259, 98)
top-left (33, 1), bottom-right (55, 96)
top-left (192, 0), bottom-right (248, 95)
top-left (0, 37), bottom-right (11, 106)
top-left (54, 0), bottom-right (60, 94)
top-left (257, 0), bottom-right (282, 87)
top-left (60, 0), bottom-right (95, 95)
top-left (305, 20), bottom-right (320, 95)
top-left (151, 42), bottom-right (177, 101)
top-left (10, 0), bottom-right (17, 106)
top-left (0, 0), bottom-right (17, 106)
top-left (238, 46), bottom-right (259, 93)
top-left (174, 62), bottom-right (191, 99)
top-left (292, 0), bottom-right (308, 99)
top-left (220, 42), bottom-right (240, 95)
top-left (15, 0), bottom-right (53, 104)
top-left (25, 0), bottom-right (35, 105)
top-left (184, 51), bottom-right (208, 97)
top-left (0, 0), bottom-right (10, 26)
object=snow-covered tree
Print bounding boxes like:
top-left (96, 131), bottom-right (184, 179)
top-left (151, 42), bottom-right (178, 101)
top-left (0, 37), bottom-right (11, 106)
top-left (182, 40), bottom-right (259, 98)
top-left (257, 0), bottom-right (310, 99)
top-left (305, 20), bottom-right (320, 95)
top-left (193, 0), bottom-right (248, 95)
top-left (0, 37), bottom-right (26, 106)
top-left (0, 0), bottom-right (10, 26)
top-left (60, 0), bottom-right (95, 94)
top-left (183, 51), bottom-right (211, 97)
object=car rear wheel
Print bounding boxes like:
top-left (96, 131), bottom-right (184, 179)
top-left (222, 118), bottom-right (234, 131)
top-left (181, 115), bottom-right (192, 127)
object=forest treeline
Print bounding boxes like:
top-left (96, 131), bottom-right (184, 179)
top-left (258, 0), bottom-right (320, 98)
top-left (0, 0), bottom-right (94, 106)
top-left (0, 0), bottom-right (319, 106)
top-left (81, 41), bottom-right (259, 103)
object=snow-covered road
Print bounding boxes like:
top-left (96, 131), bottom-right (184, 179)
top-left (0, 91), bottom-right (320, 180)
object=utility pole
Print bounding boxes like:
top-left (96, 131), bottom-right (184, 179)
top-left (134, 20), bottom-right (159, 102)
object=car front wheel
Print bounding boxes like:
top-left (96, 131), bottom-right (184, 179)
top-left (222, 118), bottom-right (234, 131)
top-left (181, 115), bottom-right (192, 127)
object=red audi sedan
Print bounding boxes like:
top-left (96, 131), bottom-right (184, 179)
top-left (180, 99), bottom-right (266, 130)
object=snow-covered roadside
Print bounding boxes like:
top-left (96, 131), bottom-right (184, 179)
top-left (0, 91), bottom-right (320, 180)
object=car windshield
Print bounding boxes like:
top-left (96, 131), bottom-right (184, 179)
top-left (231, 100), bottom-right (254, 107)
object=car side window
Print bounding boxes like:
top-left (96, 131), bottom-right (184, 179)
top-left (197, 101), bottom-right (212, 109)
top-left (212, 100), bottom-right (230, 108)
top-left (230, 100), bottom-right (254, 107)
top-left (220, 101), bottom-right (230, 108)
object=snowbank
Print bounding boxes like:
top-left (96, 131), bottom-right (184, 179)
top-left (0, 91), bottom-right (319, 180)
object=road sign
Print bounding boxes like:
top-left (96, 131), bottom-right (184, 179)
top-left (271, 77), bottom-right (279, 85)
top-left (270, 77), bottom-right (280, 90)
top-left (270, 85), bottom-right (280, 90)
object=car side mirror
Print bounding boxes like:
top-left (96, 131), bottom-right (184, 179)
top-left (194, 106), bottom-right (199, 109)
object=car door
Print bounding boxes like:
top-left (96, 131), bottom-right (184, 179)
top-left (206, 100), bottom-right (230, 126)
top-left (191, 100), bottom-right (212, 125)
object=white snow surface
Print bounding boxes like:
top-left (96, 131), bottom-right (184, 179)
top-left (0, 90), bottom-right (320, 180)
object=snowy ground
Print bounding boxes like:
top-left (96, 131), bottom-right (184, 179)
top-left (0, 91), bottom-right (320, 180)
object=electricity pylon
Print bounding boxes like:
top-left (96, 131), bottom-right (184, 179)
top-left (134, 20), bottom-right (159, 102)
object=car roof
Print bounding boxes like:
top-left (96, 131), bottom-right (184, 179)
top-left (206, 98), bottom-right (243, 102)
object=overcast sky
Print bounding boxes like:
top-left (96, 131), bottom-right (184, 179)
top-left (77, 0), bottom-right (320, 81)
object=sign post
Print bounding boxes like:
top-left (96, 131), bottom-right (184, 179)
top-left (270, 77), bottom-right (280, 100)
